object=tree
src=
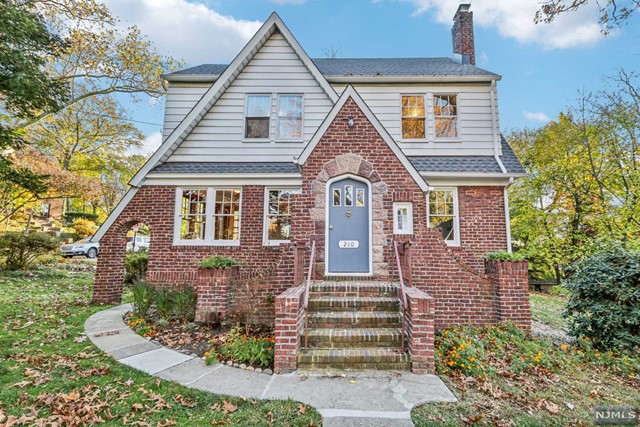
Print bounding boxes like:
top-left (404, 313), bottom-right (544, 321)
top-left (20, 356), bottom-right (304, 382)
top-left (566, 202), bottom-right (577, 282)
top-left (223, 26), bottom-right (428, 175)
top-left (536, 0), bottom-right (640, 34)
top-left (509, 70), bottom-right (640, 281)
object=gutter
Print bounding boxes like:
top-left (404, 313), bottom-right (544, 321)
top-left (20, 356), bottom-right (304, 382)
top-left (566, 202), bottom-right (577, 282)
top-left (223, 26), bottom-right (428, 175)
top-left (490, 80), bottom-right (508, 174)
top-left (164, 74), bottom-right (502, 85)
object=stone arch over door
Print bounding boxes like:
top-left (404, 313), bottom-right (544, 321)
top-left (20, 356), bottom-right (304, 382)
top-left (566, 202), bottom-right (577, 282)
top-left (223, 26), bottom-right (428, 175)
top-left (92, 217), bottom-right (151, 304)
top-left (308, 153), bottom-right (389, 278)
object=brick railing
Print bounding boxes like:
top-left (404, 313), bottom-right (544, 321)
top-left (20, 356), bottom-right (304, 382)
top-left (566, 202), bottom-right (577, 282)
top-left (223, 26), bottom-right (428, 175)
top-left (404, 287), bottom-right (436, 374)
top-left (485, 259), bottom-right (531, 331)
top-left (273, 286), bottom-right (305, 373)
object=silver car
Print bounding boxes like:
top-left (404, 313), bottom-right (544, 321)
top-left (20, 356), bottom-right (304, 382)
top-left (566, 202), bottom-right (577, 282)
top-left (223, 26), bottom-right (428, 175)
top-left (60, 238), bottom-right (99, 258)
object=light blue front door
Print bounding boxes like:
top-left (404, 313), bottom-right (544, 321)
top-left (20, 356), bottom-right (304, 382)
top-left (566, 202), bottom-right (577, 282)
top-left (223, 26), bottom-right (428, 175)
top-left (327, 177), bottom-right (370, 274)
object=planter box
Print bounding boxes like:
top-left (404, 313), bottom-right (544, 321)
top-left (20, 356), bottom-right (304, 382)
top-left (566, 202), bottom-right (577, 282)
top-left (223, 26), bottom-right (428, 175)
top-left (195, 266), bottom-right (239, 323)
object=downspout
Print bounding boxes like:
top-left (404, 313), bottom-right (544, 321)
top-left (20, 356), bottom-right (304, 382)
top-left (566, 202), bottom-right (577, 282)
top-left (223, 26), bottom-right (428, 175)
top-left (490, 80), bottom-right (507, 174)
top-left (504, 178), bottom-right (514, 253)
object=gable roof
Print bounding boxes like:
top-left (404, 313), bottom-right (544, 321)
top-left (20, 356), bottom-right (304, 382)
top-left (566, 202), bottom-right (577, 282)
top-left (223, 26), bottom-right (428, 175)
top-left (297, 85), bottom-right (429, 192)
top-left (129, 12), bottom-right (338, 187)
top-left (166, 57), bottom-right (500, 82)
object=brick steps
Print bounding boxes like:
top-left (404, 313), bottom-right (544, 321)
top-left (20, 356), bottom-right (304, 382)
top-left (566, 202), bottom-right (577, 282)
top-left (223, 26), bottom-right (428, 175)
top-left (309, 282), bottom-right (399, 298)
top-left (297, 348), bottom-right (411, 370)
top-left (302, 328), bottom-right (401, 348)
top-left (299, 280), bottom-right (409, 371)
top-left (308, 296), bottom-right (400, 312)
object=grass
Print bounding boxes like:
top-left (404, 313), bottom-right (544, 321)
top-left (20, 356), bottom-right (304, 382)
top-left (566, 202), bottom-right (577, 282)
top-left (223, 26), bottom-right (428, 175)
top-left (0, 265), bottom-right (320, 426)
top-left (412, 321), bottom-right (639, 426)
top-left (529, 292), bottom-right (568, 330)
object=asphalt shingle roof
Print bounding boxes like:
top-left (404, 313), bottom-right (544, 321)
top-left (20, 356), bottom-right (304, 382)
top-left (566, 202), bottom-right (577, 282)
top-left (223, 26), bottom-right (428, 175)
top-left (150, 162), bottom-right (299, 174)
top-left (408, 137), bottom-right (526, 175)
top-left (168, 57), bottom-right (499, 78)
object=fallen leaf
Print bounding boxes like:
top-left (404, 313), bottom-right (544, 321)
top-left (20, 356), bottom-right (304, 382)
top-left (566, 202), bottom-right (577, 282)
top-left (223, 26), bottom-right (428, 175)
top-left (132, 403), bottom-right (144, 411)
top-left (221, 401), bottom-right (238, 414)
top-left (211, 421), bottom-right (227, 426)
top-left (13, 381), bottom-right (31, 388)
top-left (545, 401), bottom-right (560, 414)
top-left (298, 404), bottom-right (306, 414)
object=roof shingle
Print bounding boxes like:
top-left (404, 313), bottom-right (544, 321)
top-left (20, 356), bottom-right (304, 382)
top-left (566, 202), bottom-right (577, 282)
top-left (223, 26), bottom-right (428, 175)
top-left (150, 162), bottom-right (299, 174)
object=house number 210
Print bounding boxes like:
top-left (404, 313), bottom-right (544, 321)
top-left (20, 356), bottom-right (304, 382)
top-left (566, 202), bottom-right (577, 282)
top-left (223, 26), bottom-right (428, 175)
top-left (338, 240), bottom-right (359, 249)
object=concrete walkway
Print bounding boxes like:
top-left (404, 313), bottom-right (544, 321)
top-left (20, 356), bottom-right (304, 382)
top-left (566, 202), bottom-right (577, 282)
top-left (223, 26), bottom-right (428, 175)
top-left (85, 304), bottom-right (457, 426)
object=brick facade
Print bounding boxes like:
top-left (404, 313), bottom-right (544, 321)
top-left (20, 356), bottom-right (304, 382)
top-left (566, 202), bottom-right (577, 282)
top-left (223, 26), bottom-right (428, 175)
top-left (452, 4), bottom-right (475, 65)
top-left (404, 287), bottom-right (436, 374)
top-left (195, 266), bottom-right (238, 322)
top-left (273, 286), bottom-right (305, 373)
top-left (486, 260), bottom-right (531, 330)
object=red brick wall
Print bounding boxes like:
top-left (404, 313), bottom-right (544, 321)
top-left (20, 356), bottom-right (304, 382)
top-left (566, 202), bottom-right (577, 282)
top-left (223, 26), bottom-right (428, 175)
top-left (273, 286), bottom-right (305, 373)
top-left (452, 5), bottom-right (475, 65)
top-left (93, 185), bottom-right (296, 322)
top-left (404, 287), bottom-right (435, 374)
top-left (486, 260), bottom-right (531, 330)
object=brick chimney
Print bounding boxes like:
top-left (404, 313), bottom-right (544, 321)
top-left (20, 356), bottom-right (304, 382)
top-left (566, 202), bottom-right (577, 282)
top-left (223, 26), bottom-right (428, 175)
top-left (452, 3), bottom-right (475, 65)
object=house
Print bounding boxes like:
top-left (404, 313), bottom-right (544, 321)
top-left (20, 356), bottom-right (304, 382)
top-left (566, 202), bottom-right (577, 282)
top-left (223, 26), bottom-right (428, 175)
top-left (91, 5), bottom-right (531, 374)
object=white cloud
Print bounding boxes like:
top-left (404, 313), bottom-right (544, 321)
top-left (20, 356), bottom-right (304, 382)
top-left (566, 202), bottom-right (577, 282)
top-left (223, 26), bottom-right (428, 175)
top-left (104, 0), bottom-right (262, 64)
top-left (131, 131), bottom-right (163, 156)
top-left (396, 1), bottom-right (605, 49)
top-left (523, 111), bottom-right (551, 122)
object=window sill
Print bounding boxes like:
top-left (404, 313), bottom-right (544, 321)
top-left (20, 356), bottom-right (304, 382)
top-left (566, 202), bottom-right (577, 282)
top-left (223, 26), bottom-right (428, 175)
top-left (242, 138), bottom-right (270, 143)
top-left (274, 139), bottom-right (304, 143)
top-left (443, 241), bottom-right (460, 247)
top-left (434, 138), bottom-right (463, 143)
top-left (400, 139), bottom-right (429, 143)
top-left (264, 240), bottom-right (291, 246)
top-left (172, 240), bottom-right (240, 247)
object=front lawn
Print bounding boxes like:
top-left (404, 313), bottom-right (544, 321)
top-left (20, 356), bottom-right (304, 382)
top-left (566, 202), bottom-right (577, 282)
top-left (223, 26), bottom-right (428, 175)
top-left (412, 305), bottom-right (639, 426)
top-left (529, 292), bottom-right (568, 330)
top-left (0, 265), bottom-right (320, 426)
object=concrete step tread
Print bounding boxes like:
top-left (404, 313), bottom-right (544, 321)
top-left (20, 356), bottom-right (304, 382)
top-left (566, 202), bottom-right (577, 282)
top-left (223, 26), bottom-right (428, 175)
top-left (304, 328), bottom-right (401, 337)
top-left (298, 348), bottom-right (410, 364)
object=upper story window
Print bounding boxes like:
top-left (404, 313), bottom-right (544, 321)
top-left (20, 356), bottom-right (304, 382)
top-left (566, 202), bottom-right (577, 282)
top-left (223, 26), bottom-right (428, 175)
top-left (245, 95), bottom-right (271, 139)
top-left (264, 188), bottom-right (301, 245)
top-left (277, 95), bottom-right (303, 140)
top-left (401, 95), bottom-right (426, 140)
top-left (174, 188), bottom-right (241, 245)
top-left (434, 94), bottom-right (458, 139)
top-left (427, 188), bottom-right (459, 245)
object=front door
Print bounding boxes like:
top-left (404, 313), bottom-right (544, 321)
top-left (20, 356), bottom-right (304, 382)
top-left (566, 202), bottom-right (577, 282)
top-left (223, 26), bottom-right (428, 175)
top-left (327, 177), bottom-right (370, 274)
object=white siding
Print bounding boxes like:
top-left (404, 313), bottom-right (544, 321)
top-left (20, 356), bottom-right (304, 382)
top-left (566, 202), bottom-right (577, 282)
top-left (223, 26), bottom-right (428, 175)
top-left (333, 84), bottom-right (499, 156)
top-left (166, 32), bottom-right (334, 163)
top-left (163, 83), bottom-right (210, 139)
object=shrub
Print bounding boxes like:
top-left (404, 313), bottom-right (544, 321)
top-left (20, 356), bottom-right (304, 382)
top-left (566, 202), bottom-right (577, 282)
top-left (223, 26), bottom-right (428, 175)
top-left (564, 247), bottom-right (640, 351)
top-left (174, 286), bottom-right (197, 323)
top-left (71, 218), bottom-right (97, 239)
top-left (131, 281), bottom-right (155, 320)
top-left (124, 249), bottom-right (148, 284)
top-left (204, 327), bottom-right (275, 368)
top-left (199, 256), bottom-right (241, 269)
top-left (484, 250), bottom-right (527, 262)
top-left (63, 212), bottom-right (98, 225)
top-left (0, 232), bottom-right (60, 270)
top-left (155, 288), bottom-right (174, 321)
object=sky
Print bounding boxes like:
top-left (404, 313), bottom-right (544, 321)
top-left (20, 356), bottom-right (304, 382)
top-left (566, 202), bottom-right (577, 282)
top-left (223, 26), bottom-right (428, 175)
top-left (102, 0), bottom-right (640, 155)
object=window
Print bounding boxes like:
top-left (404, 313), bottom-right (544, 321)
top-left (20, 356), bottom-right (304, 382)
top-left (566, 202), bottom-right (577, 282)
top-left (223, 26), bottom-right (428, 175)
top-left (401, 95), bottom-right (426, 139)
top-left (356, 188), bottom-right (365, 207)
top-left (174, 188), bottom-right (242, 245)
top-left (344, 185), bottom-right (353, 207)
top-left (277, 95), bottom-right (303, 140)
top-left (245, 95), bottom-right (271, 139)
top-left (265, 189), bottom-right (301, 244)
top-left (178, 189), bottom-right (207, 241)
top-left (434, 94), bottom-right (458, 139)
top-left (333, 188), bottom-right (341, 207)
top-left (213, 189), bottom-right (241, 242)
top-left (393, 203), bottom-right (413, 234)
top-left (428, 188), bottom-right (459, 245)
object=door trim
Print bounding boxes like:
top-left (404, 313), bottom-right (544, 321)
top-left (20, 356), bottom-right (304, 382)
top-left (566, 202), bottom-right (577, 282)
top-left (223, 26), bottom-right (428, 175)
top-left (324, 174), bottom-right (373, 277)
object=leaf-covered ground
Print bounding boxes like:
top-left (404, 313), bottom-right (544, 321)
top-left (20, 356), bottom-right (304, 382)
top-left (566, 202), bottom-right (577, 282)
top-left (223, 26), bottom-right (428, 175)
top-left (0, 266), bottom-right (320, 426)
top-left (412, 294), bottom-right (640, 426)
top-left (529, 293), bottom-right (568, 331)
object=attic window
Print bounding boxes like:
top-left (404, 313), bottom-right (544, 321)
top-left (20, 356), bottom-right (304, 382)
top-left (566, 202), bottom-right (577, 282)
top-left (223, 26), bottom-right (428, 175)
top-left (277, 95), bottom-right (303, 140)
top-left (245, 95), bottom-right (271, 139)
top-left (401, 95), bottom-right (426, 139)
top-left (434, 94), bottom-right (458, 138)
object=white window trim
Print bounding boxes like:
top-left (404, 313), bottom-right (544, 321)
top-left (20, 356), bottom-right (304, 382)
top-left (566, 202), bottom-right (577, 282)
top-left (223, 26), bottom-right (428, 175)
top-left (243, 93), bottom-right (272, 142)
top-left (393, 202), bottom-right (414, 235)
top-left (433, 93), bottom-right (462, 142)
top-left (173, 187), bottom-right (242, 246)
top-left (276, 94), bottom-right (305, 142)
top-left (400, 93), bottom-right (428, 142)
top-left (427, 187), bottom-right (460, 246)
top-left (263, 187), bottom-right (300, 246)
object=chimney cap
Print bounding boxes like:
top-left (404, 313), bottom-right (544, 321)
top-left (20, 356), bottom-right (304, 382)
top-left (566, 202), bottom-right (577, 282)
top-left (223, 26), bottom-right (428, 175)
top-left (456, 3), bottom-right (471, 15)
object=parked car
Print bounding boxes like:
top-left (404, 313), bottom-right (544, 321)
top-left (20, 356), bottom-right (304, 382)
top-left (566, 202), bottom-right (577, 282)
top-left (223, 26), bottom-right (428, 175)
top-left (60, 238), bottom-right (99, 258)
top-left (126, 235), bottom-right (150, 252)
